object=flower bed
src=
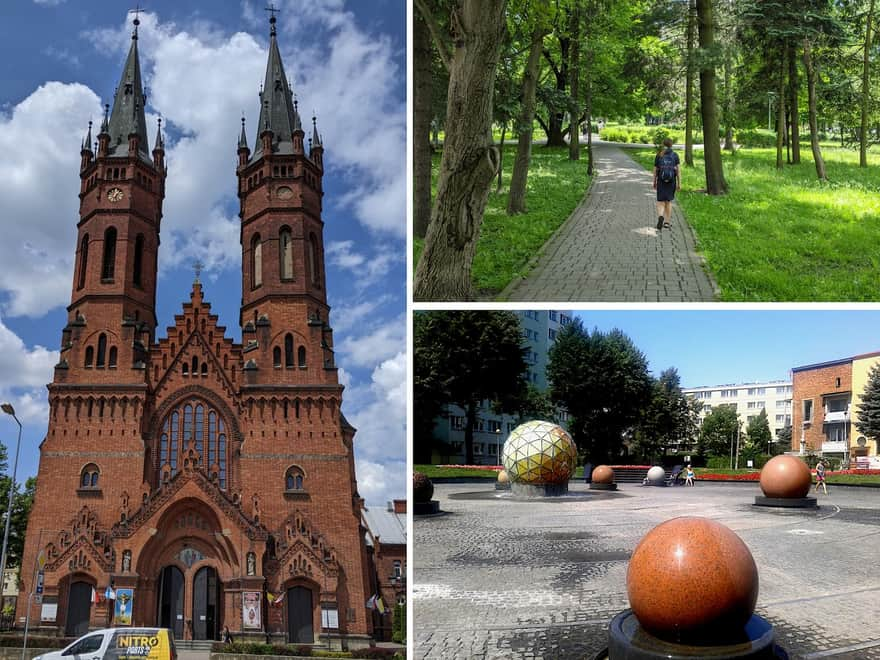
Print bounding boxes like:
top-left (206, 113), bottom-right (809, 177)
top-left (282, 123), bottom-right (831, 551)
top-left (436, 465), bottom-right (502, 470)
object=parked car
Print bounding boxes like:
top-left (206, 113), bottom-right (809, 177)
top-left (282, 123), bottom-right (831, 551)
top-left (34, 628), bottom-right (177, 660)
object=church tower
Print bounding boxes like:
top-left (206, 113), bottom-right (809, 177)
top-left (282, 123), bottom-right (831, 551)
top-left (61, 16), bottom-right (165, 386)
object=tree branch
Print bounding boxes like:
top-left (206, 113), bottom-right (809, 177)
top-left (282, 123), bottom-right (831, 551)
top-left (415, 0), bottom-right (453, 71)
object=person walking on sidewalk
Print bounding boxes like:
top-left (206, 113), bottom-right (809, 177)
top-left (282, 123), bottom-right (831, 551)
top-left (653, 138), bottom-right (681, 231)
top-left (815, 460), bottom-right (828, 495)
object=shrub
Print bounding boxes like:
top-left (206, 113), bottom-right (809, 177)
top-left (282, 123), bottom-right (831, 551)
top-left (0, 636), bottom-right (74, 649)
top-left (392, 603), bottom-right (406, 644)
top-left (735, 128), bottom-right (777, 148)
top-left (599, 127), bottom-right (628, 143)
top-left (706, 456), bottom-right (730, 470)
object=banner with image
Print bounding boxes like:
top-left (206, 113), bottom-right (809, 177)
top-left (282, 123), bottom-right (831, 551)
top-left (242, 591), bottom-right (261, 629)
top-left (114, 588), bottom-right (134, 625)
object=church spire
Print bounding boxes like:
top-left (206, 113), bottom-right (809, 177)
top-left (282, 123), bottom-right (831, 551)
top-left (105, 14), bottom-right (151, 163)
top-left (252, 9), bottom-right (302, 161)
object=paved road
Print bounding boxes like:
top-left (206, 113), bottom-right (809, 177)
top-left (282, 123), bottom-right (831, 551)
top-left (414, 482), bottom-right (880, 659)
top-left (502, 143), bottom-right (717, 302)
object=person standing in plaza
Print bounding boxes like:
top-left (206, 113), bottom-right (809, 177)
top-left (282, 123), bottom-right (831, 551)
top-left (653, 137), bottom-right (681, 231)
top-left (815, 460), bottom-right (828, 494)
top-left (685, 464), bottom-right (695, 487)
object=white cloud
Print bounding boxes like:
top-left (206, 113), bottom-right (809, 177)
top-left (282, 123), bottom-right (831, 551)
top-left (335, 313), bottom-right (405, 368)
top-left (33, 0), bottom-right (66, 5)
top-left (326, 241), bottom-right (401, 291)
top-left (0, 82), bottom-right (103, 317)
top-left (0, 316), bottom-right (58, 425)
top-left (346, 351), bottom-right (407, 505)
top-left (331, 295), bottom-right (393, 334)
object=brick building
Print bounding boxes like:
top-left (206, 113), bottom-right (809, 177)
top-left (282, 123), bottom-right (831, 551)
top-left (791, 357), bottom-right (853, 460)
top-left (16, 15), bottom-right (378, 649)
top-left (361, 501), bottom-right (406, 642)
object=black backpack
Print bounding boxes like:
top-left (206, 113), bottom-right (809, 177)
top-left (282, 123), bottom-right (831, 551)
top-left (658, 150), bottom-right (676, 184)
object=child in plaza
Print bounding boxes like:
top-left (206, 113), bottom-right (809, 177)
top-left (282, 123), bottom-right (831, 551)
top-left (685, 464), bottom-right (695, 486)
top-left (815, 460), bottom-right (827, 494)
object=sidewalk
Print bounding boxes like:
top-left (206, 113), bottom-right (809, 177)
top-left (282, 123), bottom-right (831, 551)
top-left (501, 142), bottom-right (717, 302)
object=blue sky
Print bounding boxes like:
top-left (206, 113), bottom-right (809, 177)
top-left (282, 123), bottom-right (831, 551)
top-left (572, 309), bottom-right (880, 387)
top-left (0, 0), bottom-right (405, 505)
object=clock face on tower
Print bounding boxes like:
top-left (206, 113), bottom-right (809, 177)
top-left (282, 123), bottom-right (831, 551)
top-left (107, 188), bottom-right (124, 202)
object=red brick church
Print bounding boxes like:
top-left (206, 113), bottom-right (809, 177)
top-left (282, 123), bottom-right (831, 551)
top-left (17, 14), bottom-right (378, 649)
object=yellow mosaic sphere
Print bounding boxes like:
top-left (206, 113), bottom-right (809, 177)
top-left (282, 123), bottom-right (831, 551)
top-left (501, 420), bottom-right (577, 485)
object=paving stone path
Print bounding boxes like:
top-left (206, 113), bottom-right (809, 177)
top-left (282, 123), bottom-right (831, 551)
top-left (414, 482), bottom-right (880, 659)
top-left (502, 143), bottom-right (717, 302)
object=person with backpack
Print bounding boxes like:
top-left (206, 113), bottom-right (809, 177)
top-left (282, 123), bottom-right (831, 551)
top-left (653, 137), bottom-right (681, 231)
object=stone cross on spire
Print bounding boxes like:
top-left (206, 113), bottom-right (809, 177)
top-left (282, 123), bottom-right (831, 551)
top-left (129, 4), bottom-right (144, 37)
top-left (265, 3), bottom-right (280, 35)
top-left (193, 260), bottom-right (204, 284)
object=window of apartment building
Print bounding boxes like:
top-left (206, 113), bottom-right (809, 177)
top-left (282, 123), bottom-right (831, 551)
top-left (720, 389), bottom-right (737, 397)
top-left (826, 424), bottom-right (846, 442)
top-left (472, 418), bottom-right (485, 432)
top-left (703, 404), bottom-right (712, 413)
top-left (776, 414), bottom-right (785, 423)
top-left (803, 399), bottom-right (813, 423)
top-left (488, 420), bottom-right (502, 434)
top-left (825, 396), bottom-right (849, 413)
top-left (719, 403), bottom-right (737, 411)
top-left (549, 311), bottom-right (558, 321)
top-left (450, 416), bottom-right (465, 430)
top-left (776, 386), bottom-right (792, 394)
top-left (488, 444), bottom-right (498, 456)
top-left (776, 400), bottom-right (789, 408)
top-left (549, 328), bottom-right (557, 340)
top-left (835, 377), bottom-right (841, 388)
top-left (560, 315), bottom-right (571, 325)
top-left (474, 443), bottom-right (484, 455)
top-left (507, 422), bottom-right (516, 433)
top-left (747, 415), bottom-right (755, 423)
top-left (747, 388), bottom-right (765, 395)
top-left (451, 442), bottom-right (463, 453)
top-left (747, 401), bottom-right (766, 409)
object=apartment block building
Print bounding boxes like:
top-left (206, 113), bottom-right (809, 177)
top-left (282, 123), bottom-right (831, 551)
top-left (434, 310), bottom-right (572, 464)
top-left (683, 381), bottom-right (793, 444)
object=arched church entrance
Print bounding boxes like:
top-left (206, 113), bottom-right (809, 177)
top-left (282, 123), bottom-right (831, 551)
top-left (192, 566), bottom-right (219, 640)
top-left (158, 566), bottom-right (185, 639)
top-left (65, 581), bottom-right (92, 636)
top-left (286, 586), bottom-right (314, 643)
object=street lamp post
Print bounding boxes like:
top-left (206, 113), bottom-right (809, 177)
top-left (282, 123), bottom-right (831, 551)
top-left (0, 403), bottom-right (22, 615)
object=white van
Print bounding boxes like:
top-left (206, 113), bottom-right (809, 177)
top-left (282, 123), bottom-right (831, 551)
top-left (34, 628), bottom-right (177, 660)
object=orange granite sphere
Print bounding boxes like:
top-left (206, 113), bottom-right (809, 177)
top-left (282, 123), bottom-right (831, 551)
top-left (627, 517), bottom-right (758, 641)
top-left (759, 455), bottom-right (812, 498)
top-left (497, 469), bottom-right (509, 484)
top-left (592, 465), bottom-right (614, 484)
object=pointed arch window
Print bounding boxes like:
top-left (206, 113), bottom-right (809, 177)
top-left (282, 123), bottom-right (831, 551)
top-left (307, 233), bottom-right (319, 284)
top-left (252, 234), bottom-right (262, 288)
top-left (102, 227), bottom-right (117, 281)
top-left (96, 333), bottom-right (107, 368)
top-left (108, 346), bottom-right (118, 368)
top-left (78, 234), bottom-right (89, 290)
top-left (285, 466), bottom-right (305, 492)
top-left (280, 228), bottom-right (293, 280)
top-left (298, 346), bottom-right (306, 368)
top-left (84, 346), bottom-right (94, 368)
top-left (273, 347), bottom-right (282, 368)
top-left (133, 234), bottom-right (145, 287)
top-left (284, 334), bottom-right (294, 368)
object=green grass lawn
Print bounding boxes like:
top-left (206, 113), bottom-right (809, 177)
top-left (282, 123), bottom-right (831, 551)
top-left (630, 146), bottom-right (880, 300)
top-left (415, 145), bottom-right (590, 297)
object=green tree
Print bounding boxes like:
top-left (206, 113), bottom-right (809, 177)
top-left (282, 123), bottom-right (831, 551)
top-left (547, 319), bottom-right (652, 463)
top-left (855, 362), bottom-right (880, 445)
top-left (743, 408), bottom-right (772, 460)
top-left (697, 404), bottom-right (741, 458)
top-left (413, 311), bottom-right (528, 464)
top-left (632, 368), bottom-right (700, 462)
top-left (775, 425), bottom-right (793, 455)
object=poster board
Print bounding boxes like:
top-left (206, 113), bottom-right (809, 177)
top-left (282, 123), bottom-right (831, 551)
top-left (242, 591), bottom-right (261, 629)
top-left (40, 597), bottom-right (57, 622)
top-left (115, 588), bottom-right (134, 625)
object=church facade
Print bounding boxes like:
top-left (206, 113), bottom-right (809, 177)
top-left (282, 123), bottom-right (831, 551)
top-left (16, 15), bottom-right (375, 649)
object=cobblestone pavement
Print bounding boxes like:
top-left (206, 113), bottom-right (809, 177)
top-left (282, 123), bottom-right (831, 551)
top-left (413, 482), bottom-right (880, 659)
top-left (502, 143), bottom-right (717, 302)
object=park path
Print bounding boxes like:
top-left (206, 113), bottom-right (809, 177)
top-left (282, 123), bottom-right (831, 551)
top-left (501, 142), bottom-right (717, 302)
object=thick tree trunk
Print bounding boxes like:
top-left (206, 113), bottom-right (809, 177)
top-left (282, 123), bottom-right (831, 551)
top-left (776, 46), bottom-right (786, 170)
top-left (803, 39), bottom-right (827, 181)
top-left (685, 0), bottom-right (696, 165)
top-left (414, 0), bottom-right (507, 301)
top-left (507, 25), bottom-right (548, 215)
top-left (464, 401), bottom-right (477, 465)
top-left (496, 123), bottom-right (506, 193)
top-left (861, 0), bottom-right (875, 167)
top-left (568, 7), bottom-right (581, 161)
top-left (543, 37), bottom-right (570, 147)
top-left (788, 43), bottom-right (801, 164)
top-left (697, 0), bottom-right (727, 194)
top-left (413, 11), bottom-right (434, 239)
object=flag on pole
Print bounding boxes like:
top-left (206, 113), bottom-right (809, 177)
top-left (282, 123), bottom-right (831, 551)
top-left (92, 587), bottom-right (100, 605)
top-left (365, 595), bottom-right (377, 610)
top-left (376, 596), bottom-right (386, 615)
top-left (105, 586), bottom-right (116, 601)
top-left (273, 592), bottom-right (284, 606)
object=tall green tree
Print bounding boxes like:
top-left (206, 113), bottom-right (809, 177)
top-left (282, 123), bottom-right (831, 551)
top-left (697, 404), bottom-right (740, 458)
top-left (744, 408), bottom-right (773, 457)
top-left (855, 362), bottom-right (880, 446)
top-left (775, 425), bottom-right (793, 455)
top-left (632, 367), bottom-right (700, 461)
top-left (696, 0), bottom-right (728, 194)
top-left (413, 311), bottom-right (528, 464)
top-left (547, 320), bottom-right (652, 463)
top-left (413, 0), bottom-right (508, 301)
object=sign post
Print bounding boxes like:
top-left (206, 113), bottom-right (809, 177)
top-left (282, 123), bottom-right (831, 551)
top-left (22, 549), bottom-right (46, 660)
